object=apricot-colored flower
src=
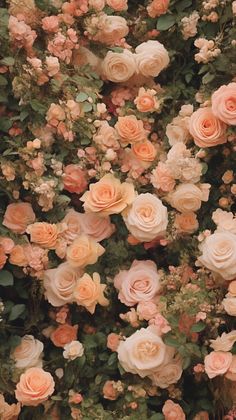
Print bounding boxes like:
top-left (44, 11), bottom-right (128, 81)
top-left (74, 272), bottom-right (109, 314)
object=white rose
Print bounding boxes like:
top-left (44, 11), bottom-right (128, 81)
top-left (63, 341), bottom-right (84, 360)
top-left (212, 209), bottom-right (236, 235)
top-left (117, 326), bottom-right (168, 377)
top-left (94, 15), bottom-right (129, 45)
top-left (167, 183), bottom-right (210, 213)
top-left (210, 331), bottom-right (236, 352)
top-left (123, 193), bottom-right (168, 242)
top-left (11, 335), bottom-right (44, 369)
top-left (135, 40), bottom-right (169, 77)
top-left (198, 232), bottom-right (236, 280)
top-left (223, 296), bottom-right (236, 316)
top-left (44, 262), bottom-right (80, 307)
top-left (102, 50), bottom-right (136, 83)
top-left (149, 357), bottom-right (183, 388)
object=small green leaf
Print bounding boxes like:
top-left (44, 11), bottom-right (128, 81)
top-left (0, 118), bottom-right (12, 132)
top-left (191, 322), bottom-right (206, 333)
top-left (156, 14), bottom-right (176, 31)
top-left (0, 57), bottom-right (14, 66)
top-left (82, 102), bottom-right (93, 112)
top-left (202, 72), bottom-right (215, 84)
top-left (30, 100), bottom-right (47, 115)
top-left (9, 304), bottom-right (26, 321)
top-left (76, 92), bottom-right (88, 102)
top-left (175, 0), bottom-right (192, 13)
top-left (0, 270), bottom-right (14, 286)
top-left (164, 335), bottom-right (180, 347)
top-left (149, 414), bottom-right (164, 420)
top-left (0, 75), bottom-right (7, 86)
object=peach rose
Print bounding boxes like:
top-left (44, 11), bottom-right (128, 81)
top-left (102, 381), bottom-right (118, 400)
top-left (11, 335), bottom-right (44, 369)
top-left (93, 121), bottom-right (120, 151)
top-left (204, 351), bottom-right (232, 378)
top-left (150, 357), bottom-right (182, 388)
top-left (50, 324), bottom-right (78, 347)
top-left (131, 140), bottom-right (157, 166)
top-left (0, 246), bottom-right (7, 269)
top-left (114, 260), bottom-right (160, 306)
top-left (211, 83), bottom-right (236, 125)
top-left (228, 280), bottom-right (236, 296)
top-left (193, 412), bottom-right (209, 420)
top-left (3, 202), bottom-right (35, 234)
top-left (63, 164), bottom-right (88, 194)
top-left (79, 213), bottom-right (115, 241)
top-left (46, 103), bottom-right (65, 122)
top-left (167, 183), bottom-right (210, 213)
top-left (15, 367), bottom-right (55, 406)
top-left (0, 394), bottom-right (20, 420)
top-left (74, 272), bottom-right (109, 314)
top-left (9, 245), bottom-right (28, 267)
top-left (93, 15), bottom-right (129, 45)
top-left (189, 107), bottom-right (227, 147)
top-left (27, 222), bottom-right (58, 249)
top-left (89, 0), bottom-right (105, 10)
top-left (66, 234), bottom-right (105, 268)
top-left (162, 399), bottom-right (186, 420)
top-left (44, 262), bottom-right (80, 307)
top-left (118, 326), bottom-right (168, 377)
top-left (66, 100), bottom-right (81, 121)
top-left (102, 50), bottom-right (136, 83)
top-left (0, 237), bottom-right (14, 253)
top-left (198, 232), bottom-right (236, 280)
top-left (62, 209), bottom-right (82, 243)
top-left (115, 115), bottom-right (147, 146)
top-left (107, 333), bottom-right (121, 351)
top-left (222, 296), bottom-right (236, 316)
top-left (225, 355), bottom-right (236, 381)
top-left (137, 301), bottom-right (158, 321)
top-left (151, 162), bottom-right (176, 192)
top-left (106, 0), bottom-right (127, 10)
top-left (46, 56), bottom-right (60, 77)
top-left (135, 40), bottom-right (170, 77)
top-left (174, 212), bottom-right (199, 234)
top-left (80, 174), bottom-right (136, 216)
top-left (42, 16), bottom-right (59, 32)
top-left (123, 193), bottom-right (168, 242)
top-left (134, 87), bottom-right (159, 113)
top-left (147, 0), bottom-right (169, 18)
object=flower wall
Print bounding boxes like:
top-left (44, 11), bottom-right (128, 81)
top-left (0, 0), bottom-right (236, 419)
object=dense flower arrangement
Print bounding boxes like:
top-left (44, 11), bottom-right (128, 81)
top-left (0, 0), bottom-right (236, 418)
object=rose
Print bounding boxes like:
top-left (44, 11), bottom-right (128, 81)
top-left (134, 88), bottom-right (158, 113)
top-left (198, 232), bottom-right (236, 280)
top-left (210, 331), bottom-right (236, 351)
top-left (9, 245), bottom-right (28, 267)
top-left (222, 296), bottom-right (236, 316)
top-left (106, 0), bottom-right (128, 11)
top-left (63, 341), bottom-right (84, 360)
top-left (15, 367), bottom-right (55, 406)
top-left (123, 193), bottom-right (168, 242)
top-left (42, 16), bottom-right (59, 32)
top-left (189, 107), bottom-right (227, 148)
top-left (3, 202), bottom-right (35, 234)
top-left (89, 0), bottom-right (105, 11)
top-left (107, 333), bottom-right (121, 351)
top-left (151, 162), bottom-right (176, 192)
top-left (212, 209), bottom-right (236, 234)
top-left (80, 174), bottom-right (136, 216)
top-left (193, 412), bottom-right (209, 420)
top-left (50, 324), bottom-right (78, 347)
top-left (228, 280), bottom-right (236, 296)
top-left (135, 40), bottom-right (169, 77)
top-left (66, 100), bottom-right (81, 121)
top-left (79, 213), bottom-right (115, 242)
top-left (117, 326), bottom-right (168, 377)
top-left (45, 56), bottom-right (60, 77)
top-left (115, 116), bottom-right (147, 146)
top-left (63, 164), bottom-right (88, 194)
top-left (147, 0), bottom-right (169, 18)
top-left (136, 301), bottom-right (158, 320)
top-left (73, 272), bottom-right (109, 314)
top-left (162, 400), bottom-right (186, 420)
top-left (103, 381), bottom-right (119, 400)
top-left (27, 222), bottom-right (58, 249)
top-left (93, 15), bottom-right (129, 45)
top-left (149, 357), bottom-right (182, 388)
top-left (0, 246), bottom-right (7, 269)
top-left (61, 209), bottom-right (82, 243)
top-left (174, 212), bottom-right (199, 234)
top-left (166, 116), bottom-right (190, 146)
top-left (114, 260), bottom-right (160, 306)
top-left (167, 183), bottom-right (210, 213)
top-left (43, 262), bottom-right (80, 307)
top-left (46, 103), bottom-right (65, 124)
top-left (204, 351), bottom-right (232, 378)
top-left (102, 50), bottom-right (136, 83)
top-left (11, 335), bottom-right (44, 369)
top-left (131, 140), bottom-right (157, 166)
top-left (66, 234), bottom-right (105, 268)
top-left (0, 395), bottom-right (20, 420)
top-left (93, 121), bottom-right (120, 151)
top-left (211, 83), bottom-right (236, 125)
top-left (225, 355), bottom-right (236, 381)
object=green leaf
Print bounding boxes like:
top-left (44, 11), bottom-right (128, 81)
top-left (149, 414), bottom-right (164, 420)
top-left (9, 304), bottom-right (26, 321)
top-left (163, 335), bottom-right (180, 347)
top-left (202, 72), bottom-right (215, 84)
top-left (0, 118), bottom-right (12, 132)
top-left (0, 75), bottom-right (7, 86)
top-left (156, 15), bottom-right (176, 31)
top-left (30, 100), bottom-right (47, 115)
top-left (175, 0), bottom-right (192, 13)
top-left (82, 102), bottom-right (93, 112)
top-left (0, 57), bottom-right (14, 66)
top-left (76, 92), bottom-right (88, 102)
top-left (0, 270), bottom-right (14, 286)
top-left (190, 322), bottom-right (206, 333)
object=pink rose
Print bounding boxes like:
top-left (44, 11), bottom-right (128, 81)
top-left (211, 83), bottom-right (236, 125)
top-left (79, 213), bottom-right (115, 242)
top-left (107, 333), bottom-right (121, 351)
top-left (147, 0), bottom-right (169, 18)
top-left (63, 164), bottom-right (88, 194)
top-left (136, 301), bottom-right (158, 320)
top-left (189, 107), bottom-right (227, 148)
top-left (225, 355), bottom-right (236, 381)
top-left (102, 381), bottom-right (118, 400)
top-left (46, 56), bottom-right (60, 77)
top-left (151, 162), bottom-right (175, 192)
top-left (44, 262), bottom-right (80, 307)
top-left (3, 202), bottom-right (36, 234)
top-left (162, 399), bottom-right (186, 420)
top-left (135, 40), bottom-right (170, 78)
top-left (15, 367), bottom-right (55, 406)
top-left (106, 0), bottom-right (128, 11)
top-left (204, 351), bottom-right (232, 378)
top-left (114, 260), bottom-right (160, 306)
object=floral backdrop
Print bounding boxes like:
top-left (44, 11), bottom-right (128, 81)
top-left (0, 0), bottom-right (236, 419)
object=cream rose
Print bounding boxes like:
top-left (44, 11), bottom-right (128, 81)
top-left (210, 331), bottom-right (236, 352)
top-left (198, 232), bottom-right (236, 280)
top-left (93, 15), bottom-right (129, 45)
top-left (74, 272), bottom-right (109, 314)
top-left (212, 209), bottom-right (236, 234)
top-left (117, 326), bottom-right (168, 377)
top-left (189, 107), bottom-right (227, 148)
top-left (63, 340), bottom-right (84, 360)
top-left (11, 335), bottom-right (44, 370)
top-left (204, 351), bottom-right (232, 379)
top-left (0, 394), bottom-right (21, 420)
top-left (222, 296), bottom-right (236, 316)
top-left (15, 367), bottom-right (55, 406)
top-left (167, 183), bottom-right (210, 213)
top-left (123, 193), bottom-right (168, 242)
top-left (135, 40), bottom-right (170, 77)
top-left (102, 50), bottom-right (136, 83)
top-left (43, 262), bottom-right (80, 307)
top-left (149, 357), bottom-right (183, 388)
top-left (66, 234), bottom-right (105, 268)
top-left (81, 174), bottom-right (136, 216)
top-left (114, 260), bottom-right (160, 306)
top-left (211, 83), bottom-right (236, 125)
